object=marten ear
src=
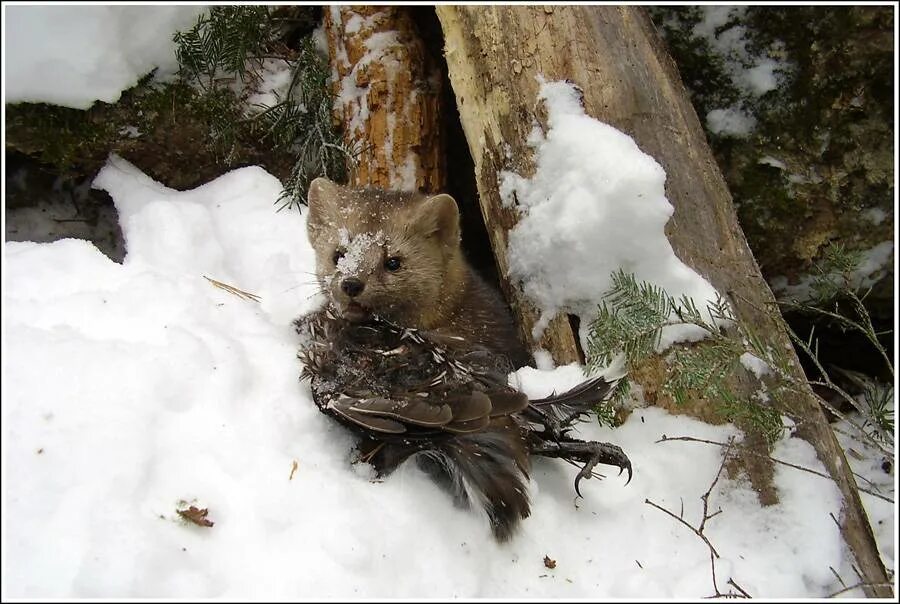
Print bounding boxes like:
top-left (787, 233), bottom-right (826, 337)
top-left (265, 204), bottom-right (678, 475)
top-left (412, 193), bottom-right (460, 246)
top-left (306, 177), bottom-right (342, 240)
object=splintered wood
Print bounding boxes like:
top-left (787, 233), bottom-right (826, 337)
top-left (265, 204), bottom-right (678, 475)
top-left (323, 6), bottom-right (445, 192)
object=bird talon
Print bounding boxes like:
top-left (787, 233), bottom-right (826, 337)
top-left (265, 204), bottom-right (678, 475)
top-left (574, 473), bottom-right (586, 498)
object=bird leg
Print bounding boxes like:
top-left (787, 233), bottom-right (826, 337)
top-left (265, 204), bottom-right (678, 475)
top-left (529, 438), bottom-right (632, 496)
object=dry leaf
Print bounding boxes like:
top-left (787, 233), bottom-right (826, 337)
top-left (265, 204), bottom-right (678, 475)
top-left (177, 505), bottom-right (214, 528)
top-left (543, 555), bottom-right (557, 569)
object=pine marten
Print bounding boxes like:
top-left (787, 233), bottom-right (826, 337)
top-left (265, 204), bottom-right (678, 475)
top-left (300, 177), bottom-right (630, 541)
top-left (305, 177), bottom-right (531, 368)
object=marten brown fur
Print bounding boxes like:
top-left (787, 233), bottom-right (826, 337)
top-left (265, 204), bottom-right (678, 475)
top-left (306, 177), bottom-right (530, 367)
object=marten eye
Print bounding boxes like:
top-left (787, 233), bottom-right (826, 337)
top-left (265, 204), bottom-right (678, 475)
top-left (332, 249), bottom-right (345, 265)
top-left (384, 257), bottom-right (402, 272)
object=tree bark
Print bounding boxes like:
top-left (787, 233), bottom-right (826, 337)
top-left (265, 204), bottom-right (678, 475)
top-left (323, 6), bottom-right (445, 192)
top-left (437, 5), bottom-right (890, 597)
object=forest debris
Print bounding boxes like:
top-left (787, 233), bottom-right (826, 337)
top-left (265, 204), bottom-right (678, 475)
top-left (543, 555), bottom-right (557, 569)
top-left (177, 505), bottom-right (214, 528)
top-left (289, 459), bottom-right (299, 480)
top-left (203, 275), bottom-right (261, 302)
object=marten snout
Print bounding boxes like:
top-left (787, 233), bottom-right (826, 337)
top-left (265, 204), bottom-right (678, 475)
top-left (341, 278), bottom-right (365, 297)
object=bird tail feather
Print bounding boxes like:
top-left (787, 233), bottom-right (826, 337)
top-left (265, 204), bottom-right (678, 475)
top-left (527, 375), bottom-right (617, 428)
top-left (418, 419), bottom-right (531, 541)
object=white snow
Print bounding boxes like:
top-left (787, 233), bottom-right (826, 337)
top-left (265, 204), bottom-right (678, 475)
top-left (707, 107), bottom-right (757, 138)
top-left (244, 59), bottom-right (297, 113)
top-left (310, 22), bottom-right (329, 61)
top-left (336, 227), bottom-right (384, 275)
top-left (742, 59), bottom-right (781, 96)
top-left (862, 207), bottom-right (888, 226)
top-left (499, 79), bottom-right (722, 351)
top-left (831, 388), bottom-right (895, 575)
top-left (691, 5), bottom-right (791, 139)
top-left (758, 155), bottom-right (787, 170)
top-left (854, 241), bottom-right (895, 288)
top-left (4, 5), bottom-right (207, 109)
top-left (692, 5), bottom-right (785, 99)
top-left (740, 352), bottom-right (771, 379)
top-left (3, 155), bottom-right (882, 598)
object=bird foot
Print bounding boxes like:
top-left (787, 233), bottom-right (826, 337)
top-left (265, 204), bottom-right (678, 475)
top-left (530, 439), bottom-right (632, 496)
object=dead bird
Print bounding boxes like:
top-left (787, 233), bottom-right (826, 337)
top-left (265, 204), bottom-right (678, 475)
top-left (296, 308), bottom-right (632, 541)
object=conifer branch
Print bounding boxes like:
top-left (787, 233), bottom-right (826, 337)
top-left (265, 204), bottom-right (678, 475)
top-left (172, 6), bottom-right (352, 206)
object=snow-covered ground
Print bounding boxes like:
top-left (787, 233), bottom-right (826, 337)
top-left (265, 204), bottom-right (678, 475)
top-left (3, 155), bottom-right (893, 598)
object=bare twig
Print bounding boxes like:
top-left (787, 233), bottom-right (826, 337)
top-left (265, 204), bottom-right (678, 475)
top-left (698, 438), bottom-right (733, 535)
top-left (779, 296), bottom-right (892, 375)
top-left (645, 498), bottom-right (720, 559)
top-left (645, 438), bottom-right (749, 599)
top-left (730, 291), bottom-right (894, 451)
top-left (801, 378), bottom-right (892, 456)
top-left (829, 512), bottom-right (842, 532)
top-left (657, 435), bottom-right (894, 504)
top-left (827, 581), bottom-right (894, 598)
top-left (728, 578), bottom-right (751, 598)
top-left (828, 566), bottom-right (846, 588)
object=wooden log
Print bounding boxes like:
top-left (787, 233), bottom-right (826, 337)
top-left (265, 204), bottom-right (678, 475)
top-left (436, 4), bottom-right (891, 597)
top-left (323, 6), bottom-right (445, 192)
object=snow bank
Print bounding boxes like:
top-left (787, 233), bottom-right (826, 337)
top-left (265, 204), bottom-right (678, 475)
top-left (499, 79), bottom-right (721, 352)
top-left (4, 5), bottom-right (206, 109)
top-left (3, 156), bottom-right (871, 598)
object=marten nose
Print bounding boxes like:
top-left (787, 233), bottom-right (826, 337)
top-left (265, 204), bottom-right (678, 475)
top-left (341, 278), bottom-right (364, 297)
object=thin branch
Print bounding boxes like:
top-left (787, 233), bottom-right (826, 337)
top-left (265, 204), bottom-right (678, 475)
top-left (828, 566), bottom-right (846, 588)
top-left (847, 290), bottom-right (893, 375)
top-left (728, 578), bottom-right (751, 598)
top-left (831, 424), bottom-right (892, 455)
top-left (645, 498), bottom-right (720, 559)
top-left (657, 435), bottom-right (894, 504)
top-left (645, 438), bottom-right (749, 599)
top-left (779, 297), bottom-right (881, 365)
top-left (699, 437), bottom-right (734, 534)
top-left (800, 380), bottom-right (893, 456)
top-left (827, 581), bottom-right (894, 598)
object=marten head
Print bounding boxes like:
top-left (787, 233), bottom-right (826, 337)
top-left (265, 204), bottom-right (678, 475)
top-left (306, 177), bottom-right (465, 327)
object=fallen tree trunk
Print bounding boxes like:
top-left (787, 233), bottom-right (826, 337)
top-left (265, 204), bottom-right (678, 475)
top-left (436, 4), bottom-right (891, 597)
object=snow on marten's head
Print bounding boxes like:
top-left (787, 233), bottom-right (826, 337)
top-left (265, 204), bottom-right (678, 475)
top-left (306, 177), bottom-right (465, 327)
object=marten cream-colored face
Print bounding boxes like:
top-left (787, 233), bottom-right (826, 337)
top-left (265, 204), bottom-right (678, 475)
top-left (305, 177), bottom-right (461, 326)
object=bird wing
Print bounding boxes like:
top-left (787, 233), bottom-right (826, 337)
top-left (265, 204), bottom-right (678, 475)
top-left (325, 388), bottom-right (527, 436)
